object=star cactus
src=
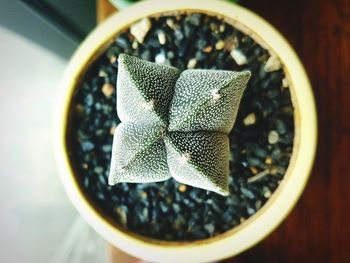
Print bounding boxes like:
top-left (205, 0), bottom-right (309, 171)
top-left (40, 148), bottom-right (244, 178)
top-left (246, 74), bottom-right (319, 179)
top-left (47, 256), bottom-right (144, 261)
top-left (108, 54), bottom-right (250, 195)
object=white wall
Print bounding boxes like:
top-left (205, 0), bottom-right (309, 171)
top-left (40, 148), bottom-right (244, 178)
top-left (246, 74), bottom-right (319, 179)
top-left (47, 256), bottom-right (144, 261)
top-left (0, 25), bottom-right (107, 263)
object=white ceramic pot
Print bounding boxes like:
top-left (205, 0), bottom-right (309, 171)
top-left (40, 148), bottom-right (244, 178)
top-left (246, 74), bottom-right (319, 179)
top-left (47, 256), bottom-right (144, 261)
top-left (54, 1), bottom-right (317, 262)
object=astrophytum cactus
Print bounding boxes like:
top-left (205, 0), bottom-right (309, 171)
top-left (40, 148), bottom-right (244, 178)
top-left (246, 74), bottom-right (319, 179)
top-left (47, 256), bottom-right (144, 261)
top-left (108, 54), bottom-right (250, 195)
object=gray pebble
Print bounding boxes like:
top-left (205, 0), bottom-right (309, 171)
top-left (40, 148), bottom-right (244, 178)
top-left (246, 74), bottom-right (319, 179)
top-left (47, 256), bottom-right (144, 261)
top-left (247, 156), bottom-right (261, 166)
top-left (188, 14), bottom-right (201, 26)
top-left (115, 206), bottom-right (128, 227)
top-left (102, 144), bottom-right (112, 152)
top-left (84, 94), bottom-right (93, 107)
top-left (81, 141), bottom-right (94, 151)
top-left (247, 207), bottom-right (255, 215)
top-left (94, 166), bottom-right (103, 174)
top-left (204, 224), bottom-right (215, 235)
top-left (172, 203), bottom-right (181, 213)
top-left (276, 119), bottom-right (287, 134)
top-left (241, 187), bottom-right (255, 199)
top-left (174, 30), bottom-right (184, 41)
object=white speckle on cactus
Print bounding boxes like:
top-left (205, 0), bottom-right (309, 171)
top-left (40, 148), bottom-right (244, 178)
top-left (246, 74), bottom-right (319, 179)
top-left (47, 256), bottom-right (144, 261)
top-left (211, 88), bottom-right (222, 101)
top-left (109, 54), bottom-right (251, 195)
top-left (159, 127), bottom-right (167, 138)
top-left (230, 48), bottom-right (248, 65)
top-left (142, 99), bottom-right (155, 110)
top-left (179, 152), bottom-right (192, 164)
top-left (118, 55), bottom-right (124, 63)
top-left (130, 18), bottom-right (151, 43)
top-left (117, 165), bottom-right (126, 172)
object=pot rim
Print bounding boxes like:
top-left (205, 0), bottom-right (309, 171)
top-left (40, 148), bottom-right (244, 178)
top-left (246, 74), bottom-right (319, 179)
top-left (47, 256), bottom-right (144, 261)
top-left (53, 0), bottom-right (317, 262)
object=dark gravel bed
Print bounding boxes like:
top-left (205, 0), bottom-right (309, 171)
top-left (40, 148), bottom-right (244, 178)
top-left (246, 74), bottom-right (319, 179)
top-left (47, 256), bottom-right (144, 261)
top-left (68, 13), bottom-right (294, 241)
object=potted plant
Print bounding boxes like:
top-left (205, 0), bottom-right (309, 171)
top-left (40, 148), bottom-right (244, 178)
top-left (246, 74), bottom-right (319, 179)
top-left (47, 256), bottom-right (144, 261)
top-left (54, 0), bottom-right (317, 262)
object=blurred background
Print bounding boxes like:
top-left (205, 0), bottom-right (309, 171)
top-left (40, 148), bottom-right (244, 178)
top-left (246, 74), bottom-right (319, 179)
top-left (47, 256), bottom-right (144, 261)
top-left (0, 0), bottom-right (109, 262)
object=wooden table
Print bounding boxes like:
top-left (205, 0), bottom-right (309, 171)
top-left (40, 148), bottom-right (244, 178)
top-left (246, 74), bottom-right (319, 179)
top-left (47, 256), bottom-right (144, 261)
top-left (97, 0), bottom-right (350, 262)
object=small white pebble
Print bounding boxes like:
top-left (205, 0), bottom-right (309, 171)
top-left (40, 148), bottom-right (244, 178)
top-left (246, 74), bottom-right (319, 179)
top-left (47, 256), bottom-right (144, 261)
top-left (268, 130), bottom-right (279, 144)
top-left (155, 52), bottom-right (166, 64)
top-left (110, 55), bottom-right (117, 64)
top-left (114, 207), bottom-right (127, 227)
top-left (202, 46), bottom-right (212, 53)
top-left (282, 77), bottom-right (289, 88)
top-left (109, 125), bottom-right (116, 135)
top-left (270, 167), bottom-right (278, 175)
top-left (130, 18), bottom-right (151, 43)
top-left (166, 18), bottom-right (175, 29)
top-left (132, 40), bottom-right (138, 49)
top-left (250, 166), bottom-right (258, 174)
top-left (101, 83), bottom-right (114, 97)
top-left (157, 31), bottom-right (166, 45)
top-left (139, 191), bottom-right (148, 199)
top-left (219, 24), bottom-right (225, 32)
top-left (230, 48), bottom-right (248, 65)
top-left (215, 40), bottom-right (225, 50)
top-left (187, 58), bottom-right (197, 69)
top-left (98, 70), bottom-right (108, 77)
top-left (265, 157), bottom-right (273, 165)
top-left (247, 169), bottom-right (269, 183)
top-left (178, 184), bottom-right (187, 192)
top-left (263, 188), bottom-right (272, 198)
top-left (255, 200), bottom-right (262, 209)
top-left (264, 55), bottom-right (282, 72)
top-left (109, 126), bottom-right (117, 135)
top-left (243, 113), bottom-right (256, 126)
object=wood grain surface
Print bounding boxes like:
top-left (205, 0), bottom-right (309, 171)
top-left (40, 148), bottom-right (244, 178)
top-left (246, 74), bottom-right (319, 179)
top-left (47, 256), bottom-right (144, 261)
top-left (225, 1), bottom-right (350, 262)
top-left (97, 0), bottom-right (350, 262)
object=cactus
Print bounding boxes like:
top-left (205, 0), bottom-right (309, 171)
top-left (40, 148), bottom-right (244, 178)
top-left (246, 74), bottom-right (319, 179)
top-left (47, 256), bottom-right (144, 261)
top-left (108, 54), bottom-right (250, 195)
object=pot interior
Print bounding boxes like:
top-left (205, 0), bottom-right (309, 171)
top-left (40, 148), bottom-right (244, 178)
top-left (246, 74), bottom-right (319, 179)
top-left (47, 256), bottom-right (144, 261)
top-left (65, 9), bottom-right (297, 244)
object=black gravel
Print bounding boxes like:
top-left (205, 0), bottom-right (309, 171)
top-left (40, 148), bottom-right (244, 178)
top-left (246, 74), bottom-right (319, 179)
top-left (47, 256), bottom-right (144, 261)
top-left (68, 13), bottom-right (294, 241)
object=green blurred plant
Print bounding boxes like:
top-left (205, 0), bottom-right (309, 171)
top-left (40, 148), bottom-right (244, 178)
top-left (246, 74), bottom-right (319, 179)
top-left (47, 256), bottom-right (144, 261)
top-left (110, 0), bottom-right (241, 10)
